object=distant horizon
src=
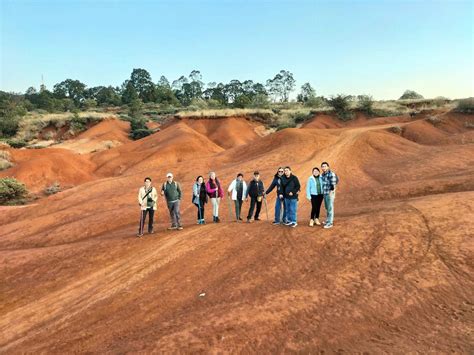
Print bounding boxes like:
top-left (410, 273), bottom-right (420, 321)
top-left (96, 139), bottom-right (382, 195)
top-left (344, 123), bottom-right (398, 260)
top-left (1, 0), bottom-right (473, 100)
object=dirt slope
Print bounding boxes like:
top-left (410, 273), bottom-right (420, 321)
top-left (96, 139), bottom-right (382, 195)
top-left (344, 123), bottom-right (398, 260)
top-left (0, 112), bottom-right (473, 353)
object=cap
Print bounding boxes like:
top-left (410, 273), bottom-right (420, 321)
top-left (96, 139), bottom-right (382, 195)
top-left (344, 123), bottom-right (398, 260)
top-left (254, 171), bottom-right (260, 175)
top-left (166, 173), bottom-right (173, 178)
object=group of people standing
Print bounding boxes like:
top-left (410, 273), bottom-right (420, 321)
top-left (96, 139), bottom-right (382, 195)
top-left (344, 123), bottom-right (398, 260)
top-left (137, 162), bottom-right (338, 237)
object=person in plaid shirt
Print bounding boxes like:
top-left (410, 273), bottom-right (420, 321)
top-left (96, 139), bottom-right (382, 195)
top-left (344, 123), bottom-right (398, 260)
top-left (321, 162), bottom-right (338, 229)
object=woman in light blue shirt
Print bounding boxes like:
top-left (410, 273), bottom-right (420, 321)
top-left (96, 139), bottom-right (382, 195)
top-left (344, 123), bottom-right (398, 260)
top-left (306, 167), bottom-right (324, 227)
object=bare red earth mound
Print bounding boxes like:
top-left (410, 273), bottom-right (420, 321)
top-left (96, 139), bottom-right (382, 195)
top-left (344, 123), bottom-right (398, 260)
top-left (0, 112), bottom-right (473, 353)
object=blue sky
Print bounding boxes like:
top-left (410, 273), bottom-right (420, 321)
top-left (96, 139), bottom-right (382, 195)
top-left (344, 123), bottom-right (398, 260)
top-left (1, 0), bottom-right (473, 99)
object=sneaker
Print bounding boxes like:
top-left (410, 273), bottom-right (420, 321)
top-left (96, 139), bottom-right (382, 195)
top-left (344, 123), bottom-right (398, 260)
top-left (315, 218), bottom-right (321, 226)
top-left (201, 220), bottom-right (206, 225)
top-left (284, 221), bottom-right (293, 226)
top-left (238, 217), bottom-right (243, 221)
top-left (291, 223), bottom-right (298, 228)
top-left (246, 219), bottom-right (252, 223)
top-left (177, 226), bottom-right (184, 230)
top-left (215, 217), bottom-right (221, 223)
top-left (148, 229), bottom-right (154, 234)
top-left (309, 219), bottom-right (314, 227)
top-left (255, 218), bottom-right (261, 221)
top-left (136, 233), bottom-right (143, 238)
top-left (323, 223), bottom-right (333, 229)
top-left (272, 221), bottom-right (280, 225)
top-left (168, 226), bottom-right (177, 230)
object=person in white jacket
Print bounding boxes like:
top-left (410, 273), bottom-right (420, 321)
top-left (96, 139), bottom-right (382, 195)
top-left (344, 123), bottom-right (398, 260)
top-left (137, 177), bottom-right (158, 237)
top-left (227, 173), bottom-right (247, 221)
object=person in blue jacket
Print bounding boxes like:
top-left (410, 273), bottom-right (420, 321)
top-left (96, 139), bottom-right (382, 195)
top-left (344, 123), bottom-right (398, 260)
top-left (306, 167), bottom-right (324, 227)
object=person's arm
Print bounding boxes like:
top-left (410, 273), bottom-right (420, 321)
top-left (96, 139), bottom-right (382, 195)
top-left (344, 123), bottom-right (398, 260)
top-left (138, 188), bottom-right (142, 205)
top-left (177, 182), bottom-right (182, 200)
top-left (160, 183), bottom-right (165, 196)
top-left (227, 180), bottom-right (235, 194)
top-left (152, 187), bottom-right (158, 202)
top-left (330, 173), bottom-right (336, 192)
top-left (306, 177), bottom-right (311, 199)
top-left (295, 177), bottom-right (301, 194)
top-left (265, 178), bottom-right (276, 194)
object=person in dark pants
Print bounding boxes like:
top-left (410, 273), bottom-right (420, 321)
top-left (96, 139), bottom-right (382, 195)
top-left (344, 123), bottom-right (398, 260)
top-left (137, 177), bottom-right (158, 237)
top-left (246, 171), bottom-right (265, 223)
top-left (193, 175), bottom-right (208, 224)
top-left (161, 172), bottom-right (183, 230)
top-left (306, 167), bottom-right (324, 227)
top-left (228, 173), bottom-right (247, 221)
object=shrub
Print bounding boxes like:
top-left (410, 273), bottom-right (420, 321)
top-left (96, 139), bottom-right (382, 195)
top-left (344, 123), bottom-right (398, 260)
top-left (0, 160), bottom-right (12, 171)
top-left (399, 90), bottom-right (424, 100)
top-left (70, 112), bottom-right (88, 132)
top-left (6, 139), bottom-right (27, 148)
top-left (426, 115), bottom-right (442, 126)
top-left (0, 115), bottom-right (21, 137)
top-left (327, 94), bottom-right (353, 121)
top-left (357, 95), bottom-right (375, 115)
top-left (389, 126), bottom-right (403, 134)
top-left (0, 177), bottom-right (28, 205)
top-left (44, 182), bottom-right (61, 195)
top-left (455, 98), bottom-right (474, 114)
top-left (130, 128), bottom-right (152, 140)
top-left (304, 96), bottom-right (325, 108)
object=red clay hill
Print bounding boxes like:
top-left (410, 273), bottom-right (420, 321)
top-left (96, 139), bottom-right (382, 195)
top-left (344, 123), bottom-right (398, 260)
top-left (0, 111), bottom-right (473, 353)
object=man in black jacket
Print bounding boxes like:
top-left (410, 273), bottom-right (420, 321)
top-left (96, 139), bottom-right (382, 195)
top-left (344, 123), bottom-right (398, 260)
top-left (281, 166), bottom-right (300, 228)
top-left (246, 171), bottom-right (265, 223)
top-left (265, 167), bottom-right (286, 225)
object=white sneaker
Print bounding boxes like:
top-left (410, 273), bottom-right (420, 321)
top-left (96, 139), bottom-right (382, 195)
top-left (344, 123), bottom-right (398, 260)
top-left (323, 224), bottom-right (333, 229)
top-left (315, 218), bottom-right (321, 226)
top-left (291, 223), bottom-right (298, 228)
top-left (309, 219), bottom-right (314, 227)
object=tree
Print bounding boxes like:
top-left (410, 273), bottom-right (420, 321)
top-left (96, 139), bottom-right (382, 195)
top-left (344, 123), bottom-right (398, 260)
top-left (121, 80), bottom-right (139, 104)
top-left (297, 83), bottom-right (316, 103)
top-left (399, 90), bottom-right (424, 100)
top-left (128, 68), bottom-right (156, 102)
top-left (266, 70), bottom-right (295, 102)
top-left (327, 94), bottom-right (353, 121)
top-left (53, 79), bottom-right (86, 106)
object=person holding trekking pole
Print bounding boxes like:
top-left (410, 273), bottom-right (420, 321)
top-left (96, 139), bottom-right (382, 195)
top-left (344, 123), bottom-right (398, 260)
top-left (265, 167), bottom-right (286, 225)
top-left (193, 175), bottom-right (208, 225)
top-left (137, 177), bottom-right (158, 237)
top-left (228, 173), bottom-right (247, 222)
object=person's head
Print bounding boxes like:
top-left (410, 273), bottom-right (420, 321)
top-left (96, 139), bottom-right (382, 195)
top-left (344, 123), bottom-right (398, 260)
top-left (144, 177), bottom-right (152, 188)
top-left (166, 172), bottom-right (173, 182)
top-left (276, 167), bottom-right (284, 176)
top-left (321, 162), bottom-right (330, 173)
top-left (209, 171), bottom-right (216, 180)
top-left (253, 171), bottom-right (260, 181)
top-left (196, 175), bottom-right (204, 184)
top-left (312, 167), bottom-right (320, 177)
top-left (237, 173), bottom-right (243, 181)
top-left (284, 166), bottom-right (291, 177)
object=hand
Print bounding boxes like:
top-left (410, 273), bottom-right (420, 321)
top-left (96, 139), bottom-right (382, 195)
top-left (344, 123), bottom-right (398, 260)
top-left (289, 192), bottom-right (293, 196)
top-left (330, 190), bottom-right (335, 196)
top-left (279, 194), bottom-right (283, 199)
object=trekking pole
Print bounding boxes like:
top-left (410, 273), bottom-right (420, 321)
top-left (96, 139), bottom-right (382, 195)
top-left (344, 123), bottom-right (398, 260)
top-left (264, 196), bottom-right (269, 221)
top-left (227, 195), bottom-right (233, 221)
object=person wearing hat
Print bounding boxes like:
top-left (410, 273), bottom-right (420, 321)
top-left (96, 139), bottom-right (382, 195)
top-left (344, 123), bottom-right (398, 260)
top-left (161, 172), bottom-right (183, 230)
top-left (245, 171), bottom-right (265, 223)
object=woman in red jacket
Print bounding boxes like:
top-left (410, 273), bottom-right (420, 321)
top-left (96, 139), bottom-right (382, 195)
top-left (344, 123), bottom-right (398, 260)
top-left (206, 171), bottom-right (224, 223)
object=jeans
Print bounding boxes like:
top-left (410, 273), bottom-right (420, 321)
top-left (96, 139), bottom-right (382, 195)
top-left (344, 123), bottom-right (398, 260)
top-left (138, 208), bottom-right (154, 234)
top-left (167, 200), bottom-right (181, 227)
top-left (194, 202), bottom-right (205, 221)
top-left (274, 197), bottom-right (286, 223)
top-left (324, 192), bottom-right (335, 225)
top-left (284, 198), bottom-right (298, 224)
top-left (247, 197), bottom-right (262, 220)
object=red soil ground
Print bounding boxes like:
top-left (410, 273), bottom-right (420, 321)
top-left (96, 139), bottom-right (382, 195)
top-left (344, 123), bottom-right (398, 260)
top-left (0, 112), bottom-right (473, 353)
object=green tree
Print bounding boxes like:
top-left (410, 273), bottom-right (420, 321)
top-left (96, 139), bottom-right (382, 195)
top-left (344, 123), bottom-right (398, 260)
top-left (53, 79), bottom-right (86, 105)
top-left (399, 90), bottom-right (424, 100)
top-left (297, 83), bottom-right (316, 103)
top-left (357, 95), bottom-right (374, 115)
top-left (266, 70), bottom-right (295, 102)
top-left (121, 80), bottom-right (139, 104)
top-left (129, 68), bottom-right (156, 102)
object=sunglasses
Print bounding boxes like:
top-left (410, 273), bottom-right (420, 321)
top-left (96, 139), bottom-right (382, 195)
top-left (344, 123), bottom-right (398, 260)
top-left (278, 170), bottom-right (284, 173)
